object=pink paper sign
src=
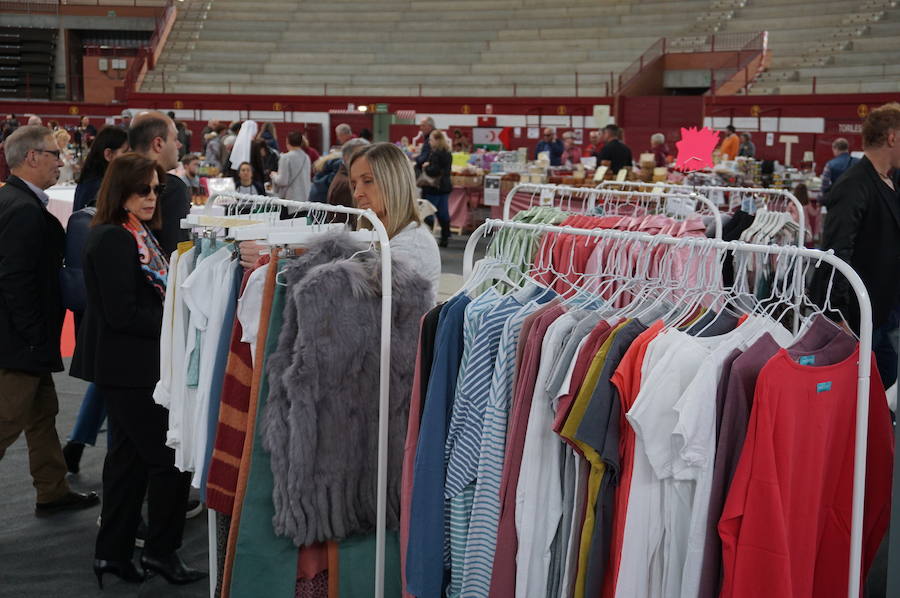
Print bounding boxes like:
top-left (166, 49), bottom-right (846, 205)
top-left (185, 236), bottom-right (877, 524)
top-left (675, 126), bottom-right (720, 172)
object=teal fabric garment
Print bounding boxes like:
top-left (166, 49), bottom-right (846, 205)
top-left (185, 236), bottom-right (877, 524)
top-left (339, 531), bottom-right (402, 598)
top-left (230, 275), bottom-right (298, 598)
top-left (186, 238), bottom-right (221, 388)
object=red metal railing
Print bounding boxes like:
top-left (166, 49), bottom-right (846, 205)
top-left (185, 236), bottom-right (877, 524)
top-left (116, 0), bottom-right (175, 101)
top-left (617, 30), bottom-right (768, 95)
top-left (617, 37), bottom-right (666, 94)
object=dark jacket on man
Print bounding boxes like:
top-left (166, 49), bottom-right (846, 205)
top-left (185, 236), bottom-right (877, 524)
top-left (414, 135), bottom-right (433, 175)
top-left (152, 173), bottom-right (191, 257)
top-left (0, 176), bottom-right (66, 373)
top-left (421, 148), bottom-right (453, 195)
top-left (70, 225), bottom-right (163, 388)
top-left (821, 152), bottom-right (858, 198)
top-left (812, 156), bottom-right (900, 331)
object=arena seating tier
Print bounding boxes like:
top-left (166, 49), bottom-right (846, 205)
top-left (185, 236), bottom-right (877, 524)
top-left (140, 0), bottom-right (900, 97)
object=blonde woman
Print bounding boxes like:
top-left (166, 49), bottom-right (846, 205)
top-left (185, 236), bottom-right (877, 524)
top-left (348, 142), bottom-right (441, 302)
top-left (54, 128), bottom-right (78, 183)
top-left (416, 129), bottom-right (453, 246)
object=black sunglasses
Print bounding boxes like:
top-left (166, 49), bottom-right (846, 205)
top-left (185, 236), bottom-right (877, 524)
top-left (34, 149), bottom-right (61, 159)
top-left (136, 184), bottom-right (165, 197)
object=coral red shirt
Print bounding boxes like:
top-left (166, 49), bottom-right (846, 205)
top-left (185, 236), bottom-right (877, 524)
top-left (719, 347), bottom-right (893, 598)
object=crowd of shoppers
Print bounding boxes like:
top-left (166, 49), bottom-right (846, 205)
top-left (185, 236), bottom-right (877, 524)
top-left (2, 100), bottom-right (898, 594)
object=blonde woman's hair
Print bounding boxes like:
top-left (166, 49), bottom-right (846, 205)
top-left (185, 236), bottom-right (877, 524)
top-left (429, 129), bottom-right (451, 153)
top-left (54, 128), bottom-right (71, 148)
top-left (348, 142), bottom-right (422, 238)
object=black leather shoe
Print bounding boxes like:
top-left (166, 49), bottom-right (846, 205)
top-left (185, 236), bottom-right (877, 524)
top-left (93, 559), bottom-right (146, 589)
top-left (35, 490), bottom-right (99, 516)
top-left (62, 441), bottom-right (84, 474)
top-left (140, 552), bottom-right (206, 585)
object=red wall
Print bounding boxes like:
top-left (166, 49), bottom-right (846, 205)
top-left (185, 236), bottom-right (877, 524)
top-left (3, 91), bottom-right (896, 167)
top-left (619, 96), bottom-right (705, 158)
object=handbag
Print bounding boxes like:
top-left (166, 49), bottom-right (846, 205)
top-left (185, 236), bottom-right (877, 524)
top-left (416, 170), bottom-right (438, 188)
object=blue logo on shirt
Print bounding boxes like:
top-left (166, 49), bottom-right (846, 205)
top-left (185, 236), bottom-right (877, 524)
top-left (817, 381), bottom-right (833, 393)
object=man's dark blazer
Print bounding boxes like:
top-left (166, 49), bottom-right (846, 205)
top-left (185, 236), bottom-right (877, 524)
top-left (0, 175), bottom-right (65, 374)
top-left (812, 156), bottom-right (900, 331)
top-left (70, 224), bottom-right (163, 388)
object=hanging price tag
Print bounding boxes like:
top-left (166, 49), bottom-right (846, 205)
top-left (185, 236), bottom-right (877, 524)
top-left (539, 187), bottom-right (556, 206)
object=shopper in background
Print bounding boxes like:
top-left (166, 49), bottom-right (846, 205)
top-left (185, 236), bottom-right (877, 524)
top-left (359, 128), bottom-right (374, 142)
top-left (414, 116), bottom-right (436, 173)
top-left (203, 123), bottom-right (229, 172)
top-left (813, 102), bottom-right (900, 388)
top-left (583, 129), bottom-right (603, 156)
top-left (258, 122), bottom-right (280, 152)
top-left (535, 127), bottom-right (564, 166)
top-left (596, 124), bottom-right (633, 173)
top-left (167, 111), bottom-right (191, 158)
top-left (650, 132), bottom-right (669, 167)
top-left (118, 110), bottom-right (132, 130)
top-left (348, 142), bottom-right (441, 301)
top-left (129, 111), bottom-right (191, 256)
top-left (561, 131), bottom-right (582, 166)
top-left (180, 153), bottom-right (202, 197)
top-left (738, 132), bottom-right (756, 158)
top-left (719, 124), bottom-right (740, 160)
top-left (70, 153), bottom-right (204, 587)
top-left (0, 124), bottom-right (100, 516)
top-left (73, 126), bottom-right (130, 212)
top-left (333, 123), bottom-right (354, 150)
top-left (78, 116), bottom-right (98, 144)
top-left (234, 161), bottom-right (266, 195)
top-left (199, 119), bottom-right (217, 156)
top-left (54, 128), bottom-right (78, 184)
top-left (418, 129), bottom-right (453, 247)
top-left (253, 138), bottom-right (279, 184)
top-left (327, 137), bottom-right (369, 211)
top-left (298, 133), bottom-right (320, 171)
top-left (27, 115), bottom-right (42, 126)
top-left (271, 131), bottom-right (312, 202)
top-left (820, 137), bottom-right (858, 198)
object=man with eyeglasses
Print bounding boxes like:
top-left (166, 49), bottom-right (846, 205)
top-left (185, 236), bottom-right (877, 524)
top-left (129, 111), bottom-right (190, 256)
top-left (0, 125), bottom-right (100, 515)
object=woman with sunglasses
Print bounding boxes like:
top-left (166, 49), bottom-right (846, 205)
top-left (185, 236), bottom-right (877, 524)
top-left (70, 153), bottom-right (205, 588)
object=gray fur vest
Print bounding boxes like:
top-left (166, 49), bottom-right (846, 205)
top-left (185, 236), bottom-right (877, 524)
top-left (260, 234), bottom-right (431, 546)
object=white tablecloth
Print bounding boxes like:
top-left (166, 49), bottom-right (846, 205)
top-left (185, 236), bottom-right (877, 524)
top-left (46, 185), bottom-right (76, 229)
top-left (44, 186), bottom-right (222, 231)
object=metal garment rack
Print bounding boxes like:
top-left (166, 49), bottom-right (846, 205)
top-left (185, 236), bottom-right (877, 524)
top-left (501, 182), bottom-right (724, 240)
top-left (597, 179), bottom-right (807, 247)
top-left (463, 218), bottom-right (874, 598)
top-left (185, 192), bottom-right (394, 598)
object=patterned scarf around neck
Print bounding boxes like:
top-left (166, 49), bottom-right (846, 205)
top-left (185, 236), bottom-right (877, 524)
top-left (122, 212), bottom-right (168, 300)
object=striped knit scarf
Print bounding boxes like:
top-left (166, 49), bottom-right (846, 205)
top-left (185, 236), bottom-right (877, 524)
top-left (122, 212), bottom-right (168, 300)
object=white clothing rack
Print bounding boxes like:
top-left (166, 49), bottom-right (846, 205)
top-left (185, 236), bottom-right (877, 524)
top-left (463, 218), bottom-right (873, 598)
top-left (185, 191), bottom-right (394, 598)
top-left (597, 179), bottom-right (806, 247)
top-left (502, 182), bottom-right (723, 240)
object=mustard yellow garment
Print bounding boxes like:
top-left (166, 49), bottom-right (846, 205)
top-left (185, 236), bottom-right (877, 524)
top-left (560, 319), bottom-right (629, 598)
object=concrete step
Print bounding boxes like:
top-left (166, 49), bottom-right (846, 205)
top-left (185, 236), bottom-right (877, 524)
top-left (794, 63), bottom-right (900, 78)
top-left (832, 49), bottom-right (900, 65)
top-left (486, 36), bottom-right (653, 51)
top-left (738, 1), bottom-right (883, 19)
top-left (721, 13), bottom-right (850, 32)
